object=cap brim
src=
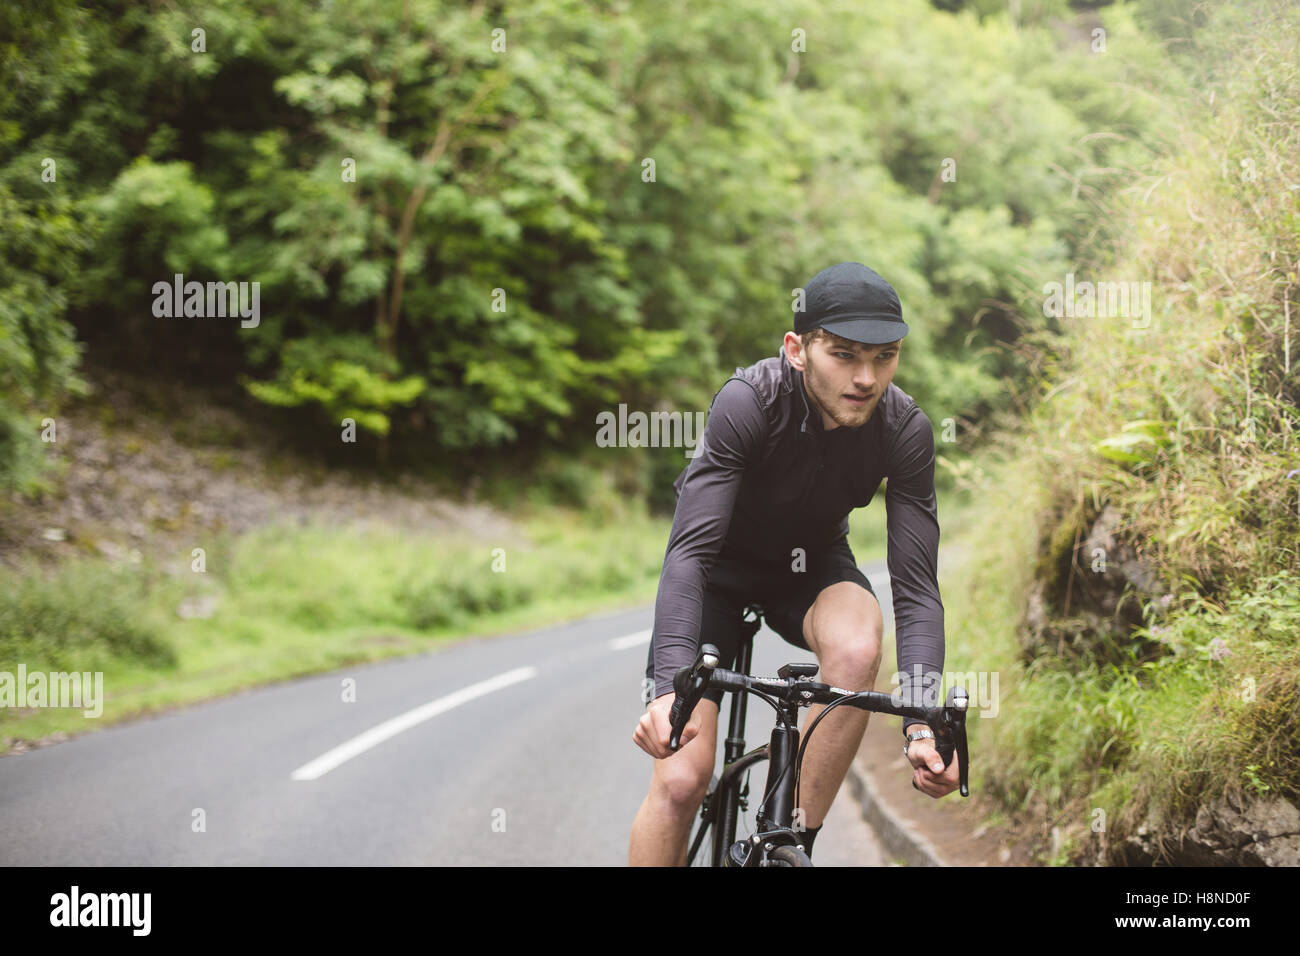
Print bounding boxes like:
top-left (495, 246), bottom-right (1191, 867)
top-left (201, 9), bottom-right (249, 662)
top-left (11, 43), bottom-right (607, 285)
top-left (819, 316), bottom-right (908, 345)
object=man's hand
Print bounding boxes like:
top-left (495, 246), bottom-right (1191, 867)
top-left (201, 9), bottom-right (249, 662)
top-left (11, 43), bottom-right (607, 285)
top-left (906, 733), bottom-right (960, 798)
top-left (633, 692), bottom-right (696, 759)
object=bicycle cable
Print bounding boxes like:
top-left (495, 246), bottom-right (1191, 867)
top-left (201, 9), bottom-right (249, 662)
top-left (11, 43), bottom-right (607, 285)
top-left (791, 692), bottom-right (860, 826)
top-left (755, 690), bottom-right (828, 826)
top-left (756, 749), bottom-right (794, 825)
top-left (728, 689), bottom-right (789, 832)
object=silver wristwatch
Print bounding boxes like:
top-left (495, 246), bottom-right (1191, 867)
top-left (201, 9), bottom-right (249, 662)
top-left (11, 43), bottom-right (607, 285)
top-left (903, 727), bottom-right (935, 758)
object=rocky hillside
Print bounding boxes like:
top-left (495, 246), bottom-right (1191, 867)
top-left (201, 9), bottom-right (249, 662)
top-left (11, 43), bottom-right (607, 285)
top-left (1, 364), bottom-right (516, 576)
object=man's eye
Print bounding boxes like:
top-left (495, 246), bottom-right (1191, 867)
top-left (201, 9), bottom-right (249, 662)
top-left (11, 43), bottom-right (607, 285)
top-left (837, 352), bottom-right (855, 360)
top-left (877, 353), bottom-right (896, 361)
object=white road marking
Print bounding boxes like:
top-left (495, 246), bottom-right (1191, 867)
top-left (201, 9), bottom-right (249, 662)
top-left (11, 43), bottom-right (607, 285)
top-left (607, 630), bottom-right (651, 651)
top-left (290, 666), bottom-right (538, 781)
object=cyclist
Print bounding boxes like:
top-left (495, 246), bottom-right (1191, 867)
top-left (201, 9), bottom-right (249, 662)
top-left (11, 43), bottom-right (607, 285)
top-left (629, 262), bottom-right (961, 866)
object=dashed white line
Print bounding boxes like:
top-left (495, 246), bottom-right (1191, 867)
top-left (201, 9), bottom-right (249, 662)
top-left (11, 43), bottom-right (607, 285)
top-left (290, 666), bottom-right (538, 781)
top-left (607, 630), bottom-right (651, 651)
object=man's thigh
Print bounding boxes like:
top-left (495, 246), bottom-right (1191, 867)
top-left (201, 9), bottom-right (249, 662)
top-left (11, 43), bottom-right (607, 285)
top-left (763, 557), bottom-right (882, 659)
top-left (644, 561), bottom-right (761, 710)
top-left (799, 580), bottom-right (883, 667)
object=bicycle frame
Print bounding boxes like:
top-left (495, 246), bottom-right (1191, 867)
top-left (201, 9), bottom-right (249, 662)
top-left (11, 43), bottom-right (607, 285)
top-left (693, 622), bottom-right (759, 866)
top-left (690, 615), bottom-right (812, 867)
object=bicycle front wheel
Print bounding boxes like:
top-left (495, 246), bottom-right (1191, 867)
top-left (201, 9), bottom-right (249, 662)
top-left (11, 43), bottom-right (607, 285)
top-left (770, 844), bottom-right (813, 867)
top-left (686, 774), bottom-right (719, 867)
top-left (687, 747), bottom-right (770, 866)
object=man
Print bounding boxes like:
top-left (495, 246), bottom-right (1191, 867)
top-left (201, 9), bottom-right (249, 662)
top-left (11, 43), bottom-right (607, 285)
top-left (629, 261), bottom-right (959, 867)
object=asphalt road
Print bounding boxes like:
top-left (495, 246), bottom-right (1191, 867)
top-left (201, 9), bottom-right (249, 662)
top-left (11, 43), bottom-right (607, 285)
top-left (0, 564), bottom-right (895, 865)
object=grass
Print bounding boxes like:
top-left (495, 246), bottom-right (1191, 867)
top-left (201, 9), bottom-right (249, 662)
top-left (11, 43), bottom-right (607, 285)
top-left (847, 497), bottom-right (890, 567)
top-left (0, 350), bottom-right (963, 757)
top-left (939, 438), bottom-right (1300, 864)
top-left (932, 0), bottom-right (1300, 864)
top-left (0, 501), bottom-right (670, 752)
top-left (0, 439), bottom-right (950, 756)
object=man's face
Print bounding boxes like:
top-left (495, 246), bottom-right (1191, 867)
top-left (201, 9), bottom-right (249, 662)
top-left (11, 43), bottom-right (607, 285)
top-left (784, 330), bottom-right (900, 430)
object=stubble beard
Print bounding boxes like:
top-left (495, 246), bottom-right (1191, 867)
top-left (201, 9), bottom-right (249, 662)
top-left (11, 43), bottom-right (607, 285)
top-left (803, 352), bottom-right (874, 429)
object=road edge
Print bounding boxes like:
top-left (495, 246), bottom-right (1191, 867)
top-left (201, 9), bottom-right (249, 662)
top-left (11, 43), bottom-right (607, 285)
top-left (845, 756), bottom-right (950, 867)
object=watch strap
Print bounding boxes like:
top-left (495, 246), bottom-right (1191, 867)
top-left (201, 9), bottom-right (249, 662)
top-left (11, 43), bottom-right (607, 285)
top-left (903, 727), bottom-right (935, 758)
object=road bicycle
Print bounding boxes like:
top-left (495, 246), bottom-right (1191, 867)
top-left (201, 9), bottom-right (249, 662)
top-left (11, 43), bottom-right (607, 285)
top-left (669, 605), bottom-right (970, 867)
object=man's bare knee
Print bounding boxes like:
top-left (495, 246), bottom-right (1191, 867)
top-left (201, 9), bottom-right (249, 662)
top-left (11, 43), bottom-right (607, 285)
top-left (821, 631), bottom-right (882, 684)
top-left (654, 756), bottom-right (712, 810)
top-left (808, 585), bottom-right (884, 687)
top-left (651, 704), bottom-right (717, 811)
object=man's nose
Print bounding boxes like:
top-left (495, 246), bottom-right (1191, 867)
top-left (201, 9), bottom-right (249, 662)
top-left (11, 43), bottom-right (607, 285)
top-left (854, 363), bottom-right (876, 390)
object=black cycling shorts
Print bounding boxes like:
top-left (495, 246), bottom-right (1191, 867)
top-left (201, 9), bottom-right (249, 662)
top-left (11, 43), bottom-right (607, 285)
top-left (645, 546), bottom-right (877, 709)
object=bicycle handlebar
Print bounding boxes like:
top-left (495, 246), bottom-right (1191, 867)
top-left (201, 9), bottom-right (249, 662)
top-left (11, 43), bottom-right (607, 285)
top-left (668, 643), bottom-right (971, 797)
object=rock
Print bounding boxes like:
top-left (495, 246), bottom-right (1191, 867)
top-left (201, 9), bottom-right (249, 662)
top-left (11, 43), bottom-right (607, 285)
top-left (1076, 503), bottom-right (1164, 616)
top-left (177, 594), bottom-right (220, 620)
top-left (95, 539), bottom-right (123, 560)
top-left (1025, 580), bottom-right (1048, 634)
top-left (1113, 792), bottom-right (1300, 866)
top-left (1191, 791), bottom-right (1300, 866)
top-left (1022, 503), bottom-right (1167, 663)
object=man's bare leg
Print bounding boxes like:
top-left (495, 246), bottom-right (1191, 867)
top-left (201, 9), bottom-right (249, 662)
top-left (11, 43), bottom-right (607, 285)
top-left (628, 699), bottom-right (719, 866)
top-left (795, 581), bottom-right (884, 830)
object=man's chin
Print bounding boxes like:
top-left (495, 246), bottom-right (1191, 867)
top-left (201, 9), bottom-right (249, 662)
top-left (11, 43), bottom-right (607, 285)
top-left (850, 404), bottom-right (877, 426)
top-left (832, 409), bottom-right (873, 429)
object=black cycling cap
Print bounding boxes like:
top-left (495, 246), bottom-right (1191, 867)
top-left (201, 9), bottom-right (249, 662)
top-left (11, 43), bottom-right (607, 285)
top-left (794, 261), bottom-right (908, 345)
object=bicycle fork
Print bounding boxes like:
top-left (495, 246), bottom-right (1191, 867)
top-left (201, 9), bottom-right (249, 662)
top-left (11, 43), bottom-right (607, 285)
top-left (733, 703), bottom-right (805, 867)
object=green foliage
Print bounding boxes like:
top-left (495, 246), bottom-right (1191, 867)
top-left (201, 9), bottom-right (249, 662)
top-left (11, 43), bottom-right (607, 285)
top-left (398, 561), bottom-right (539, 630)
top-left (243, 333), bottom-right (425, 437)
top-left (0, 188), bottom-right (91, 492)
top-left (0, 558), bottom-right (177, 671)
top-left (78, 158), bottom-right (231, 306)
top-left (0, 2), bottom-right (97, 489)
top-left (944, 0), bottom-right (1300, 863)
top-left (0, 0), bottom-right (1184, 479)
top-left (1092, 419), bottom-right (1173, 467)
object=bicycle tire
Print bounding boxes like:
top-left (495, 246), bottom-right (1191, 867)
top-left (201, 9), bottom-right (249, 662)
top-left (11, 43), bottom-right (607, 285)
top-left (686, 774), bottom-right (719, 867)
top-left (687, 748), bottom-right (770, 866)
top-left (770, 845), bottom-right (813, 867)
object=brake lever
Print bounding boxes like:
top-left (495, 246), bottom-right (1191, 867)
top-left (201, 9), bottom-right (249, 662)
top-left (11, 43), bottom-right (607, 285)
top-left (946, 684), bottom-right (969, 797)
top-left (915, 685), bottom-right (970, 797)
top-left (668, 644), bottom-right (719, 752)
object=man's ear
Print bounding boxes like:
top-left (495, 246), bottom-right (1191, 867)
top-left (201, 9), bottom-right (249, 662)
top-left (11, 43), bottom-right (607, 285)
top-left (783, 331), bottom-right (806, 370)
